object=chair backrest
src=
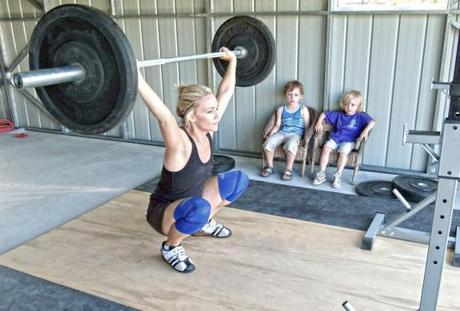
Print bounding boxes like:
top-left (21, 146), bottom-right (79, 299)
top-left (306, 106), bottom-right (318, 125)
top-left (304, 106), bottom-right (318, 140)
top-left (262, 111), bottom-right (277, 141)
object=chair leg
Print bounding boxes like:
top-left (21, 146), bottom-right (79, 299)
top-left (262, 152), bottom-right (266, 169)
top-left (301, 157), bottom-right (306, 177)
top-left (352, 165), bottom-right (360, 185)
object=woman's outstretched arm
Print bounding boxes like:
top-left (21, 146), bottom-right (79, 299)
top-left (137, 70), bottom-right (183, 148)
top-left (216, 47), bottom-right (237, 120)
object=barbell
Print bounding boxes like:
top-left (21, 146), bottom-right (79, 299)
top-left (7, 4), bottom-right (276, 135)
top-left (14, 48), bottom-right (249, 89)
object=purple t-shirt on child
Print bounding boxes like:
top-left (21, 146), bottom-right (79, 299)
top-left (325, 111), bottom-right (373, 144)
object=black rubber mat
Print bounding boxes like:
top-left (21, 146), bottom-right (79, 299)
top-left (0, 265), bottom-right (138, 311)
top-left (230, 180), bottom-right (460, 237)
top-left (137, 178), bottom-right (460, 236)
top-left (135, 176), bottom-right (160, 193)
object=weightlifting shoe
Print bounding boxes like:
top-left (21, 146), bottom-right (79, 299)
top-left (192, 219), bottom-right (232, 238)
top-left (161, 241), bottom-right (195, 273)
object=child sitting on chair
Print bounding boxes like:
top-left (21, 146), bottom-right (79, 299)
top-left (261, 80), bottom-right (310, 180)
top-left (313, 90), bottom-right (375, 188)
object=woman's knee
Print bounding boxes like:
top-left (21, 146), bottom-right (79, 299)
top-left (173, 196), bottom-right (211, 234)
top-left (217, 170), bottom-right (249, 202)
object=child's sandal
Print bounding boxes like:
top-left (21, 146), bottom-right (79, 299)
top-left (281, 169), bottom-right (293, 180)
top-left (260, 166), bottom-right (275, 177)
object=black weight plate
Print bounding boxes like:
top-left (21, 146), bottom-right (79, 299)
top-left (212, 16), bottom-right (276, 87)
top-left (212, 155), bottom-right (235, 175)
top-left (392, 175), bottom-right (438, 203)
top-left (29, 4), bottom-right (137, 135)
top-left (355, 180), bottom-right (397, 200)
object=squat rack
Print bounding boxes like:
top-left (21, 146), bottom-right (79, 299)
top-left (362, 78), bottom-right (460, 310)
top-left (418, 79), bottom-right (460, 310)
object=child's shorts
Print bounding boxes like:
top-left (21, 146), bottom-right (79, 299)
top-left (324, 139), bottom-right (355, 154)
top-left (263, 132), bottom-right (301, 155)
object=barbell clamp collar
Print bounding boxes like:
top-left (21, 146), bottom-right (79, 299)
top-left (233, 46), bottom-right (248, 59)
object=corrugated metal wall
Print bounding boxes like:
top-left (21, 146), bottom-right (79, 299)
top-left (326, 13), bottom-right (447, 171)
top-left (213, 0), bottom-right (328, 156)
top-left (0, 0), bottom-right (54, 131)
top-left (0, 0), bottom-right (456, 172)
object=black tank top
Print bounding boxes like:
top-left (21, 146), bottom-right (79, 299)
top-left (150, 129), bottom-right (214, 204)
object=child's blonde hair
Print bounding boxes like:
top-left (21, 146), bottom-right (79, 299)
top-left (176, 84), bottom-right (213, 127)
top-left (340, 90), bottom-right (364, 112)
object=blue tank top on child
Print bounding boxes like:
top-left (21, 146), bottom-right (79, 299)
top-left (325, 111), bottom-right (373, 144)
top-left (279, 105), bottom-right (305, 137)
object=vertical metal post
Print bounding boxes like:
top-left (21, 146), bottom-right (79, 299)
top-left (0, 45), bottom-right (15, 124)
top-left (323, 0), bottom-right (335, 110)
top-left (111, 0), bottom-right (130, 139)
top-left (206, 0), bottom-right (220, 152)
top-left (419, 122), bottom-right (460, 310)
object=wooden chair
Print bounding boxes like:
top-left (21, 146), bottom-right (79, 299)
top-left (309, 121), bottom-right (370, 184)
top-left (261, 106), bottom-right (318, 177)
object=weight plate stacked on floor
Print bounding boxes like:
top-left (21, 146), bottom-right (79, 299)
top-left (392, 175), bottom-right (438, 203)
top-left (28, 4), bottom-right (138, 135)
top-left (212, 155), bottom-right (236, 175)
top-left (355, 180), bottom-right (397, 200)
top-left (212, 16), bottom-right (276, 87)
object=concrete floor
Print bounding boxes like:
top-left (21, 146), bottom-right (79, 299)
top-left (0, 131), bottom-right (164, 254)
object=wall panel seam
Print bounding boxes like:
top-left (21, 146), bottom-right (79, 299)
top-left (384, 15), bottom-right (401, 166)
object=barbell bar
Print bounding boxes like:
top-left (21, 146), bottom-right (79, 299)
top-left (12, 46), bottom-right (248, 89)
top-left (138, 46), bottom-right (248, 68)
top-left (8, 4), bottom-right (275, 135)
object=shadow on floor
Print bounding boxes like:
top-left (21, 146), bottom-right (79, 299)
top-left (0, 265), bottom-right (138, 311)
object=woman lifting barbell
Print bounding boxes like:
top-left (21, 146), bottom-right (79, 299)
top-left (137, 47), bottom-right (249, 273)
